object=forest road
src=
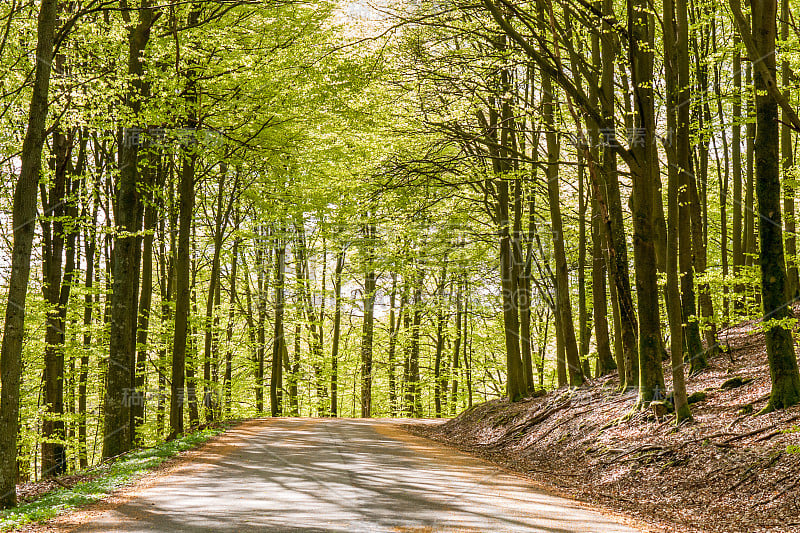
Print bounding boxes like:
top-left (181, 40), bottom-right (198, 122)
top-left (55, 418), bottom-right (643, 533)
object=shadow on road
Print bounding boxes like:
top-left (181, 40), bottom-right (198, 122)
top-left (66, 419), bottom-right (640, 533)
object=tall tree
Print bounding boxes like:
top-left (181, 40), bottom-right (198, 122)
top-left (627, 0), bottom-right (666, 404)
top-left (104, 0), bottom-right (157, 456)
top-left (0, 0), bottom-right (58, 508)
top-left (732, 0), bottom-right (800, 411)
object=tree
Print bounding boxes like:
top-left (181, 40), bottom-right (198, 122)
top-left (104, 0), bottom-right (158, 456)
top-left (0, 0), bottom-right (59, 508)
top-left (733, 0), bottom-right (800, 411)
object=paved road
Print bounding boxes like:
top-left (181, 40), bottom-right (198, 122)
top-left (63, 419), bottom-right (641, 533)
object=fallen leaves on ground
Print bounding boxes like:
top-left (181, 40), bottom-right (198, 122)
top-left (408, 314), bottom-right (800, 533)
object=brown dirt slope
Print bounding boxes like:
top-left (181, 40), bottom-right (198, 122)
top-left (410, 319), bottom-right (800, 532)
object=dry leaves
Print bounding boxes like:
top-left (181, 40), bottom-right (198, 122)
top-left (408, 315), bottom-right (800, 533)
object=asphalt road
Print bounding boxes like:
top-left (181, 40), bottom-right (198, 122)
top-left (64, 418), bottom-right (641, 533)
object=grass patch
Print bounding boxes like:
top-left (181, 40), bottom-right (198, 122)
top-left (0, 428), bottom-right (221, 532)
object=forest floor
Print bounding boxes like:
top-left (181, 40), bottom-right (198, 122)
top-left (408, 316), bottom-right (800, 532)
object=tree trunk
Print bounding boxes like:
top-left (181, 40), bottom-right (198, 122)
top-left (599, 0), bottom-right (637, 389)
top-left (169, 150), bottom-right (195, 438)
top-left (408, 267), bottom-right (424, 417)
top-left (578, 149), bottom-right (591, 377)
top-left (225, 211), bottom-right (240, 417)
top-left (79, 179), bottom-right (99, 469)
top-left (781, 0), bottom-right (797, 299)
top-left (186, 273), bottom-right (200, 427)
top-left (295, 223), bottom-right (327, 416)
top-left (592, 196), bottom-right (615, 376)
top-left (40, 126), bottom-right (73, 477)
top-left (360, 223), bottom-right (376, 418)
top-left (450, 273), bottom-right (464, 413)
top-left (103, 0), bottom-right (155, 458)
top-left (748, 0), bottom-right (800, 411)
top-left (745, 59), bottom-right (756, 273)
top-left (132, 149), bottom-right (159, 442)
top-left (672, 0), bottom-right (706, 374)
top-left (542, 68), bottom-right (583, 387)
top-left (271, 239), bottom-right (286, 417)
top-left (434, 260), bottom-right (448, 418)
top-left (330, 246), bottom-right (345, 417)
top-left (387, 272), bottom-right (399, 416)
top-left (732, 48), bottom-right (744, 309)
top-left (664, 0), bottom-right (692, 421)
top-left (554, 296), bottom-right (566, 387)
top-left (255, 233), bottom-right (267, 413)
top-left (628, 0), bottom-right (666, 405)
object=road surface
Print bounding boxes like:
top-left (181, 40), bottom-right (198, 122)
top-left (57, 418), bottom-right (642, 533)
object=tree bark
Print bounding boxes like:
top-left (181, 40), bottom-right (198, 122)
top-left (330, 245), bottom-right (345, 417)
top-left (103, 0), bottom-right (156, 457)
top-left (387, 272), bottom-right (399, 416)
top-left (628, 0), bottom-right (666, 405)
top-left (360, 223), bottom-right (376, 418)
top-left (732, 48), bottom-right (744, 309)
top-left (40, 126), bottom-right (74, 477)
top-left (542, 69), bottom-right (583, 387)
top-left (781, 0), bottom-right (797, 299)
top-left (748, 0), bottom-right (800, 412)
top-left (271, 238), bottom-right (286, 417)
top-left (664, 0), bottom-right (692, 421)
top-left (433, 260), bottom-right (448, 417)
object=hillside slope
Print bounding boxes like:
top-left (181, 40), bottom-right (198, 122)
top-left (411, 319), bottom-right (800, 532)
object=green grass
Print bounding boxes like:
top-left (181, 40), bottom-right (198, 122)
top-left (0, 429), bottom-right (221, 532)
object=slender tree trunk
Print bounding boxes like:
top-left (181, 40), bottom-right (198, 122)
top-left (664, 0), bottom-right (692, 421)
top-left (255, 233), bottom-right (267, 414)
top-left (40, 126), bottom-right (73, 477)
top-left (781, 0), bottom-right (797, 299)
top-left (409, 267), bottom-right (424, 417)
top-left (169, 150), bottom-right (195, 438)
top-left (330, 246), bottom-right (345, 417)
top-left (578, 149), bottom-right (591, 377)
top-left (673, 0), bottom-right (705, 374)
top-left (712, 46), bottom-right (731, 323)
top-left (450, 273), bottom-right (464, 413)
top-left (387, 273), bottom-right (399, 416)
top-left (732, 49), bottom-right (744, 310)
top-left (203, 168), bottom-right (232, 422)
top-left (132, 149), bottom-right (159, 441)
top-left (555, 304), bottom-right (567, 387)
top-left (169, 2), bottom-right (200, 438)
top-left (598, 0), bottom-right (637, 389)
top-left (79, 183), bottom-right (98, 469)
top-left (360, 223), bottom-right (376, 418)
top-left (271, 239), bottom-right (286, 417)
top-left (186, 272), bottom-right (200, 426)
top-left (295, 224), bottom-right (326, 415)
top-left (433, 260), bottom-right (448, 417)
top-left (592, 196), bottom-right (615, 376)
top-left (542, 65), bottom-right (583, 387)
top-left (488, 35), bottom-right (526, 401)
top-left (745, 59), bottom-right (756, 273)
top-left (402, 276), bottom-right (413, 414)
top-left (225, 211), bottom-right (240, 417)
